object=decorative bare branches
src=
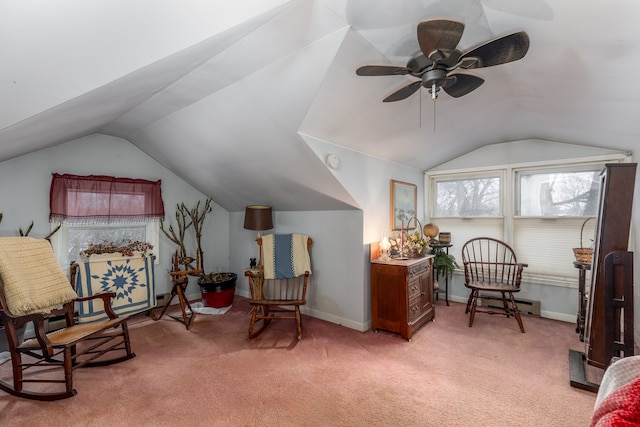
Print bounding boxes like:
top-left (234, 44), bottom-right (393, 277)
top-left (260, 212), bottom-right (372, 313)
top-left (0, 213), bottom-right (61, 240)
top-left (160, 198), bottom-right (213, 272)
top-left (18, 221), bottom-right (34, 237)
top-left (160, 203), bottom-right (192, 263)
top-left (186, 198), bottom-right (212, 273)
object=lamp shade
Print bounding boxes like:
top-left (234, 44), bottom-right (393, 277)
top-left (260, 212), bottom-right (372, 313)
top-left (243, 205), bottom-right (273, 231)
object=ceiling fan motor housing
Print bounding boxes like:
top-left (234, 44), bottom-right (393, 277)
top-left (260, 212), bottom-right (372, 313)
top-left (423, 68), bottom-right (448, 90)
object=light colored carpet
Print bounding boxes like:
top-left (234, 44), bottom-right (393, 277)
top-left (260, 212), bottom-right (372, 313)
top-left (0, 297), bottom-right (597, 426)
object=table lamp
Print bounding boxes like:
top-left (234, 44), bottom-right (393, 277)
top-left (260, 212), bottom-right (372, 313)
top-left (243, 205), bottom-right (273, 238)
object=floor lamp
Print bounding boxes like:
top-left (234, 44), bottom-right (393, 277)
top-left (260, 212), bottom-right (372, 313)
top-left (243, 205), bottom-right (273, 270)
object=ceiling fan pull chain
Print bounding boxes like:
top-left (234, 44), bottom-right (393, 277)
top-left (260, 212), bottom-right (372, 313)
top-left (432, 83), bottom-right (437, 132)
top-left (419, 88), bottom-right (423, 128)
top-left (433, 100), bottom-right (436, 133)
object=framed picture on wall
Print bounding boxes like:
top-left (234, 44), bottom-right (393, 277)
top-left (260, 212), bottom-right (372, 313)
top-left (390, 180), bottom-right (417, 230)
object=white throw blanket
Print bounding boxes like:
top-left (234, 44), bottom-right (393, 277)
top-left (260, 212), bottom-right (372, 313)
top-left (262, 233), bottom-right (311, 279)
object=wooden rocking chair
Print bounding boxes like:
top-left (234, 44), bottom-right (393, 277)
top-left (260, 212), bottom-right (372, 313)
top-left (244, 234), bottom-right (312, 340)
top-left (0, 237), bottom-right (135, 400)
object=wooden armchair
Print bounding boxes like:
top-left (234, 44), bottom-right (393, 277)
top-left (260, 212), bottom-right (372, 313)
top-left (0, 237), bottom-right (135, 400)
top-left (461, 237), bottom-right (528, 333)
top-left (244, 234), bottom-right (312, 340)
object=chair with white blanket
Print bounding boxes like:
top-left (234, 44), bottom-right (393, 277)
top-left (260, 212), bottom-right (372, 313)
top-left (244, 234), bottom-right (312, 340)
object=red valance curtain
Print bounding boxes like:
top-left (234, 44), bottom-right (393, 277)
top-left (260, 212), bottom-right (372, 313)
top-left (49, 173), bottom-right (165, 224)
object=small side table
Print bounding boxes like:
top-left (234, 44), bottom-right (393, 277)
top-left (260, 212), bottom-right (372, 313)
top-left (573, 261), bottom-right (591, 342)
top-left (431, 243), bottom-right (453, 306)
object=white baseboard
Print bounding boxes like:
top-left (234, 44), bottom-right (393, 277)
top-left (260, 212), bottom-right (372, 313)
top-left (447, 295), bottom-right (576, 323)
top-left (233, 290), bottom-right (577, 331)
top-left (300, 306), bottom-right (369, 332)
top-left (234, 289), bottom-right (368, 331)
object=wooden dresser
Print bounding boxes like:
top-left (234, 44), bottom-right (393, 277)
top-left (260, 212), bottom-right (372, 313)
top-left (370, 255), bottom-right (435, 340)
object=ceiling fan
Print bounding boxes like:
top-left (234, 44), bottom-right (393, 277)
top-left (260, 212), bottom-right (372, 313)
top-left (356, 19), bottom-right (530, 102)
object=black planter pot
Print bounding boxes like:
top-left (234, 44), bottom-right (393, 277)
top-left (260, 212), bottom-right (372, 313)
top-left (197, 273), bottom-right (237, 308)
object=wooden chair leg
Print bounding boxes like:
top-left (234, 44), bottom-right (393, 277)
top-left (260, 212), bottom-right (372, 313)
top-left (246, 307), bottom-right (258, 340)
top-left (10, 350), bottom-right (23, 393)
top-left (263, 307), bottom-right (271, 327)
top-left (509, 293), bottom-right (525, 333)
top-left (468, 290), bottom-right (478, 327)
top-left (63, 347), bottom-right (74, 395)
top-left (465, 291), bottom-right (474, 314)
top-left (295, 306), bottom-right (302, 340)
top-left (501, 292), bottom-right (511, 318)
top-left (120, 322), bottom-right (134, 357)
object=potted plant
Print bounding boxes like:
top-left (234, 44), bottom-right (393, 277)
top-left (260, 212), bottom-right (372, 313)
top-left (160, 198), bottom-right (237, 308)
top-left (432, 248), bottom-right (459, 281)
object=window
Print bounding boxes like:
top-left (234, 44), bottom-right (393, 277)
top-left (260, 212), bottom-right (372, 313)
top-left (427, 160), bottom-right (623, 286)
top-left (516, 166), bottom-right (601, 217)
top-left (53, 222), bottom-right (159, 267)
top-left (430, 172), bottom-right (505, 256)
top-left (434, 175), bottom-right (501, 217)
top-left (49, 174), bottom-right (164, 267)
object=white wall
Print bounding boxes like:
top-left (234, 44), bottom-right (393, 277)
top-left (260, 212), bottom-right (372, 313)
top-left (0, 133), bottom-right (229, 297)
top-left (229, 210), bottom-right (365, 330)
top-left (304, 136), bottom-right (426, 243)
top-left (303, 135), bottom-right (426, 330)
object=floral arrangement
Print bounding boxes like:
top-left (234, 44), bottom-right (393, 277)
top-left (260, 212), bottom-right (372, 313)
top-left (80, 240), bottom-right (154, 257)
top-left (390, 230), bottom-right (430, 258)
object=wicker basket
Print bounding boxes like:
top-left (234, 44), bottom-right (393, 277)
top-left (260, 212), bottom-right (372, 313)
top-left (572, 217), bottom-right (594, 263)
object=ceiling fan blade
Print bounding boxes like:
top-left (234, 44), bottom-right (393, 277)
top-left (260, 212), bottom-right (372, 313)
top-left (458, 31), bottom-right (530, 69)
top-left (442, 74), bottom-right (484, 98)
top-left (417, 19), bottom-right (464, 61)
top-left (356, 65), bottom-right (411, 76)
top-left (383, 81), bottom-right (421, 102)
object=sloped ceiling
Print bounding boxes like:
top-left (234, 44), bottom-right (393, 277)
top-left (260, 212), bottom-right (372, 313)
top-left (1, 0), bottom-right (640, 212)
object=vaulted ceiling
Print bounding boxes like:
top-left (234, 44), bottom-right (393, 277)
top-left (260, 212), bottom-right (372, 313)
top-left (2, 0), bottom-right (639, 211)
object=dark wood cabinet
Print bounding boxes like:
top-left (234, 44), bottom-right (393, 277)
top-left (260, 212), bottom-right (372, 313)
top-left (585, 163), bottom-right (636, 368)
top-left (370, 256), bottom-right (435, 340)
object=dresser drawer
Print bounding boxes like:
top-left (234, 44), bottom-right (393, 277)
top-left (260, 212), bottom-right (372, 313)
top-left (408, 278), bottom-right (421, 300)
top-left (408, 296), bottom-right (422, 323)
top-left (409, 260), bottom-right (430, 277)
